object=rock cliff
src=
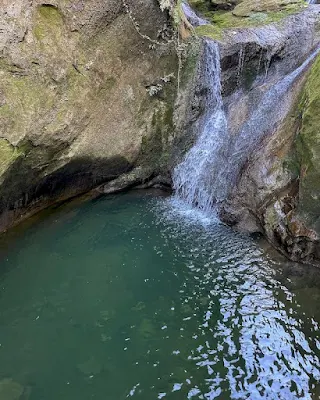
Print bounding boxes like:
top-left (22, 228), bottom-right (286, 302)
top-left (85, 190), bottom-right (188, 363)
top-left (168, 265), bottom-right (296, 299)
top-left (174, 2), bottom-right (320, 265)
top-left (0, 0), bottom-right (177, 229)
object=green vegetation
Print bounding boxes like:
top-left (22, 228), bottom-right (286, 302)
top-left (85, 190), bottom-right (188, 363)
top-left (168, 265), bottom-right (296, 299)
top-left (296, 55), bottom-right (320, 221)
top-left (0, 139), bottom-right (22, 175)
top-left (172, 0), bottom-right (184, 26)
top-left (33, 4), bottom-right (64, 41)
top-left (188, 0), bottom-right (306, 39)
top-left (195, 24), bottom-right (222, 40)
top-left (138, 101), bottom-right (175, 171)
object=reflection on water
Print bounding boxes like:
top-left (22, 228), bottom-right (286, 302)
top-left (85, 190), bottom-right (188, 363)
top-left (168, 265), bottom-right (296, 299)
top-left (0, 191), bottom-right (319, 399)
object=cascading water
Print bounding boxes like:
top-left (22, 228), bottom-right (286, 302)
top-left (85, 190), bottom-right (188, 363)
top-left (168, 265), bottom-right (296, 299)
top-left (182, 2), bottom-right (208, 26)
top-left (221, 45), bottom-right (320, 196)
top-left (173, 40), bottom-right (229, 213)
top-left (173, 39), bottom-right (320, 214)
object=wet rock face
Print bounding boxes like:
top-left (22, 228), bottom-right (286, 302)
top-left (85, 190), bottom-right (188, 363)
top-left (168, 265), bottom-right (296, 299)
top-left (219, 8), bottom-right (320, 96)
top-left (232, 0), bottom-right (301, 17)
top-left (0, 0), bottom-right (177, 230)
top-left (296, 55), bottom-right (320, 234)
top-left (216, 14), bottom-right (320, 265)
top-left (171, 2), bottom-right (320, 265)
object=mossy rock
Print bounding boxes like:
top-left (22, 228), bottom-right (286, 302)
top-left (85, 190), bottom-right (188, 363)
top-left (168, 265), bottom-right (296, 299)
top-left (0, 140), bottom-right (22, 175)
top-left (195, 24), bottom-right (223, 40)
top-left (296, 54), bottom-right (320, 230)
top-left (233, 0), bottom-right (303, 17)
top-left (33, 4), bottom-right (65, 41)
top-left (191, 0), bottom-right (305, 38)
top-left (190, 0), bottom-right (240, 11)
top-left (0, 0), bottom-right (180, 231)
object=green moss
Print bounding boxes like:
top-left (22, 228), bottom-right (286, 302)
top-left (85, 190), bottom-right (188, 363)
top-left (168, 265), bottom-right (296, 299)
top-left (33, 5), bottom-right (64, 42)
top-left (191, 0), bottom-right (305, 39)
top-left (297, 56), bottom-right (320, 167)
top-left (38, 4), bottom-right (63, 21)
top-left (0, 75), bottom-right (56, 142)
top-left (173, 0), bottom-right (184, 26)
top-left (296, 54), bottom-right (320, 223)
top-left (137, 96), bottom-right (175, 172)
top-left (4, 76), bottom-right (54, 111)
top-left (140, 106), bottom-right (171, 167)
top-left (189, 0), bottom-right (212, 14)
top-left (195, 24), bottom-right (222, 40)
top-left (0, 139), bottom-right (22, 175)
top-left (233, 0), bottom-right (305, 16)
top-left (283, 154), bottom-right (300, 177)
top-left (180, 38), bottom-right (202, 89)
top-left (0, 104), bottom-right (11, 117)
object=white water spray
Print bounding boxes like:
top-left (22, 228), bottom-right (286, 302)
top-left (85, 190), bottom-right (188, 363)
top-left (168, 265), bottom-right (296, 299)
top-left (173, 40), bottom-right (229, 213)
top-left (173, 39), bottom-right (320, 213)
top-left (182, 2), bottom-right (208, 26)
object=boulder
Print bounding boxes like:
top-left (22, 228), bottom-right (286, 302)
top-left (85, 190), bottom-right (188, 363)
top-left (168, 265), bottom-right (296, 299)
top-left (233, 0), bottom-right (302, 17)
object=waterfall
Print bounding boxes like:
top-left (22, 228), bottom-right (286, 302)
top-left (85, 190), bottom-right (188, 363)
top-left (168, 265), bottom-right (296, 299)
top-left (173, 39), bottom-right (320, 214)
top-left (221, 45), bottom-right (320, 195)
top-left (181, 2), bottom-right (208, 26)
top-left (173, 40), bottom-right (229, 213)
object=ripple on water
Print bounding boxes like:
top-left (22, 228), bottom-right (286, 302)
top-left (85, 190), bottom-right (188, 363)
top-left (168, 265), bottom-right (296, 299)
top-left (0, 192), bottom-right (319, 399)
top-left (140, 196), bottom-right (320, 399)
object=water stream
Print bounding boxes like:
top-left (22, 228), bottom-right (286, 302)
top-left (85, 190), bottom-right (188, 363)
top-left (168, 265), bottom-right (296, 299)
top-left (182, 2), bottom-right (208, 26)
top-left (173, 41), bottom-right (229, 212)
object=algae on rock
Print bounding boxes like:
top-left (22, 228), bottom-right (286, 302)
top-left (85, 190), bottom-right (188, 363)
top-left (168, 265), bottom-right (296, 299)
top-left (0, 0), bottom-right (179, 230)
top-left (296, 54), bottom-right (320, 233)
top-left (190, 0), bottom-right (306, 40)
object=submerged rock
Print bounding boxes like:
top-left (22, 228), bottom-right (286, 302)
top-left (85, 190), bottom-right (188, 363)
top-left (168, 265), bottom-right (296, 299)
top-left (0, 378), bottom-right (24, 400)
top-left (138, 318), bottom-right (156, 338)
top-left (77, 357), bottom-right (102, 376)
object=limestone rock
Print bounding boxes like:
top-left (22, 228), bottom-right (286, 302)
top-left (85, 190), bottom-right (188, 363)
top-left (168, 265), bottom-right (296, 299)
top-left (0, 0), bottom-right (178, 230)
top-left (233, 0), bottom-right (301, 17)
top-left (217, 30), bottom-right (320, 265)
top-left (183, 5), bottom-right (320, 265)
top-left (296, 54), bottom-right (320, 234)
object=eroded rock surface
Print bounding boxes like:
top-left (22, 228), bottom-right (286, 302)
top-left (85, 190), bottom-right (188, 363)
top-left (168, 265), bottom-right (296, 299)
top-left (177, 3), bottom-right (320, 265)
top-left (0, 0), bottom-right (177, 229)
top-left (217, 19), bottom-right (320, 265)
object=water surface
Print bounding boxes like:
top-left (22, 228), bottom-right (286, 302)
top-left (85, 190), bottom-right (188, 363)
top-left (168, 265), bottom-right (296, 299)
top-left (0, 191), bottom-right (320, 399)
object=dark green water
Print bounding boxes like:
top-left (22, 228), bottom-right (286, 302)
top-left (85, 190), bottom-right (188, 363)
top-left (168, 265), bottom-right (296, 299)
top-left (0, 191), bottom-right (320, 400)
